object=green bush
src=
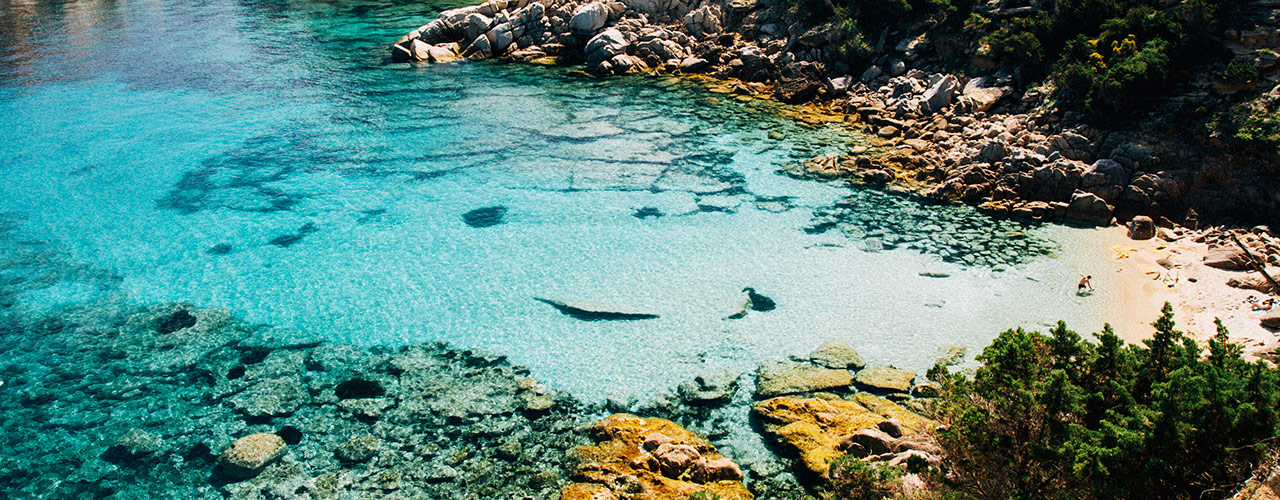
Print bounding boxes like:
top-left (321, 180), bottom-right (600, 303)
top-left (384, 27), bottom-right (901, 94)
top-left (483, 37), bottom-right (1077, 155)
top-left (928, 304), bottom-right (1280, 499)
top-left (688, 490), bottom-right (723, 500)
top-left (824, 455), bottom-right (903, 500)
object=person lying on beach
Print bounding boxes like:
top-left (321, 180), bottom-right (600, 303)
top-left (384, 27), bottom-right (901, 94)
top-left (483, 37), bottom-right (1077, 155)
top-left (1255, 298), bottom-right (1276, 311)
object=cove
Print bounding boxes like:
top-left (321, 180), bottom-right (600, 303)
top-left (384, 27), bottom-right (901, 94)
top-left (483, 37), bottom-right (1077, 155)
top-left (0, 0), bottom-right (1135, 403)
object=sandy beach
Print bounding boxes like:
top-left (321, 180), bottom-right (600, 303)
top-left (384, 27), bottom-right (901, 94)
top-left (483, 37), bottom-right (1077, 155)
top-left (1094, 225), bottom-right (1278, 360)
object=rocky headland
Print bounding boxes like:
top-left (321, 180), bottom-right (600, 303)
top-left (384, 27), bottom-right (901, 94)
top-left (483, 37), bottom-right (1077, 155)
top-left (391, 0), bottom-right (1280, 232)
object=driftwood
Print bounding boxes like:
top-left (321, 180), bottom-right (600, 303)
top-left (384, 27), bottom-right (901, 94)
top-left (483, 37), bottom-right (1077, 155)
top-left (1231, 233), bottom-right (1280, 296)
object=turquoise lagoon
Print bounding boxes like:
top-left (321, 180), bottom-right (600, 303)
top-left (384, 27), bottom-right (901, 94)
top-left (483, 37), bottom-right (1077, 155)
top-left (0, 0), bottom-right (1127, 416)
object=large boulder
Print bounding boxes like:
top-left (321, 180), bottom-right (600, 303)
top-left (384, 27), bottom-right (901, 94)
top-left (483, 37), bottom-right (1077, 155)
top-left (854, 366), bottom-right (916, 393)
top-left (808, 340), bottom-right (866, 370)
top-left (1064, 191), bottom-right (1113, 226)
top-left (957, 86), bottom-right (1008, 113)
top-left (463, 34), bottom-right (493, 58)
top-left (585, 28), bottom-right (628, 66)
top-left (752, 395), bottom-right (932, 476)
top-left (1081, 159), bottom-right (1131, 202)
top-left (1205, 246), bottom-right (1249, 270)
top-left (755, 362), bottom-right (852, 397)
top-left (560, 414), bottom-right (751, 500)
top-left (464, 13), bottom-right (493, 43)
top-left (920, 75), bottom-right (957, 114)
top-left (683, 5), bottom-right (722, 38)
top-left (1128, 216), bottom-right (1156, 240)
top-left (487, 22), bottom-right (515, 54)
top-left (1262, 311), bottom-right (1280, 329)
top-left (569, 1), bottom-right (610, 35)
top-left (219, 433), bottom-right (287, 480)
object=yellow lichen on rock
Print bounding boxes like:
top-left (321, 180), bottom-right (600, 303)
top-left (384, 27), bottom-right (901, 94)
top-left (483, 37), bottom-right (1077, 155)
top-left (561, 414), bottom-right (752, 500)
top-left (752, 394), bottom-right (932, 477)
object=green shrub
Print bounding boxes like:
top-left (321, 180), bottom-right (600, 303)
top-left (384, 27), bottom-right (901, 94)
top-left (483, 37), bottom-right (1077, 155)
top-left (928, 304), bottom-right (1280, 500)
top-left (824, 455), bottom-right (903, 500)
top-left (1226, 61), bottom-right (1261, 83)
top-left (688, 490), bottom-right (723, 500)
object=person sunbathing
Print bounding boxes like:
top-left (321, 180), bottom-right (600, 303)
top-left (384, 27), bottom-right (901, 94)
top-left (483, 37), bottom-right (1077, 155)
top-left (1254, 298), bottom-right (1276, 311)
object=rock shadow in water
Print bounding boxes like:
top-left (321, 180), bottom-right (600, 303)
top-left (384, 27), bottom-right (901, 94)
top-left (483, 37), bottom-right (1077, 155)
top-left (462, 206), bottom-right (508, 228)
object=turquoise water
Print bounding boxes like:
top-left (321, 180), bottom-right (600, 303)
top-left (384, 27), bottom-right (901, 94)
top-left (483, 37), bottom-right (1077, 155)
top-left (0, 0), bottom-right (1121, 407)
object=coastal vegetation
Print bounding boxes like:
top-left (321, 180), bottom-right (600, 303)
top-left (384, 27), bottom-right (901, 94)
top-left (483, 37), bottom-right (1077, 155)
top-left (924, 304), bottom-right (1280, 499)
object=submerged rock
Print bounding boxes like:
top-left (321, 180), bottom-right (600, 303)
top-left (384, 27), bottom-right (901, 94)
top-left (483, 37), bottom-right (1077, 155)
top-left (535, 297), bottom-right (659, 321)
top-left (755, 362), bottom-right (852, 397)
top-left (809, 341), bottom-right (866, 370)
top-left (462, 205), bottom-right (508, 228)
top-left (744, 287), bottom-right (776, 311)
top-left (855, 366), bottom-right (917, 394)
top-left (218, 433), bottom-right (287, 480)
top-left (561, 414), bottom-right (750, 500)
top-left (676, 367), bottom-right (741, 406)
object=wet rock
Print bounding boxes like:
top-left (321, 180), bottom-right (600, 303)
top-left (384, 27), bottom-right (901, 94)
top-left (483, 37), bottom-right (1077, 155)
top-left (676, 367), bottom-right (741, 406)
top-left (334, 435), bottom-right (380, 463)
top-left (230, 375), bottom-right (306, 418)
top-left (605, 391), bottom-right (636, 413)
top-left (534, 297), bottom-right (660, 321)
top-left (562, 414), bottom-right (751, 499)
top-left (219, 433), bottom-right (287, 480)
top-left (755, 362), bottom-right (852, 397)
top-left (119, 304), bottom-right (252, 374)
top-left (102, 429), bottom-right (167, 465)
top-left (462, 205), bottom-right (508, 228)
top-left (1128, 216), bottom-right (1156, 240)
top-left (854, 366), bottom-right (916, 394)
top-left (808, 340), bottom-right (866, 370)
top-left (752, 395), bottom-right (932, 476)
top-left (725, 289), bottom-right (752, 320)
top-left (935, 344), bottom-right (966, 366)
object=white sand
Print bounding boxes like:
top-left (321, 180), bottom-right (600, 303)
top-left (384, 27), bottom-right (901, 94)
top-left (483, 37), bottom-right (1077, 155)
top-left (1095, 226), bottom-right (1277, 359)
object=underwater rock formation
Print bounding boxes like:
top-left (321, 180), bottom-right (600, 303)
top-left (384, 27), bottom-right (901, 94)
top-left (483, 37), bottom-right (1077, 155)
top-left (0, 302), bottom-right (589, 499)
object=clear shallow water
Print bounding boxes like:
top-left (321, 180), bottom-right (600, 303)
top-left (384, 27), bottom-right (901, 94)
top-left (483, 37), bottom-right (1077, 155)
top-left (0, 0), bottom-right (1124, 406)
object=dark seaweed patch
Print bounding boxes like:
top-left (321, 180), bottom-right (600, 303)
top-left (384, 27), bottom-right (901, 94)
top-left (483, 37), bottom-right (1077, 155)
top-left (156, 310), bottom-right (197, 334)
top-left (335, 378), bottom-right (384, 400)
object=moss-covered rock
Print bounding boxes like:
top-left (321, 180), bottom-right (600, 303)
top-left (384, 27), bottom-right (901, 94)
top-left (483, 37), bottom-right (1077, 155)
top-left (752, 394), bottom-right (932, 477)
top-left (562, 413), bottom-right (752, 500)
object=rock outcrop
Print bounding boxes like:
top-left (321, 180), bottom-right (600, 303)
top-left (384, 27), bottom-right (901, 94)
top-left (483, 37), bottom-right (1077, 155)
top-left (752, 394), bottom-right (934, 477)
top-left (561, 414), bottom-right (751, 500)
top-left (218, 433), bottom-right (287, 480)
top-left (755, 362), bottom-right (852, 397)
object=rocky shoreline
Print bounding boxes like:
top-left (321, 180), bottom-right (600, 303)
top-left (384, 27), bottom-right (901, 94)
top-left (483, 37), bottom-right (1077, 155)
top-left (390, 0), bottom-right (1278, 230)
top-left (0, 293), bottom-right (953, 499)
